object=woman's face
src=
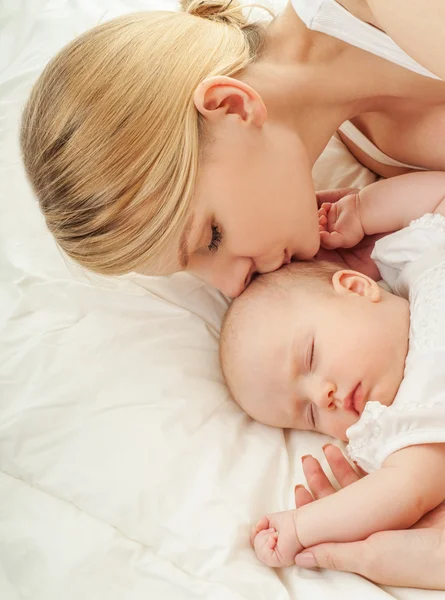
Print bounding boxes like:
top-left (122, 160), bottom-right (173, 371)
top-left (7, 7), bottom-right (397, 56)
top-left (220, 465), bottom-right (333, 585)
top-left (146, 77), bottom-right (320, 297)
top-left (182, 108), bottom-right (320, 297)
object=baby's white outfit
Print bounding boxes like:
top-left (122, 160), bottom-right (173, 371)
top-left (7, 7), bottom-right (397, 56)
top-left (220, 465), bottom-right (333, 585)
top-left (346, 214), bottom-right (445, 473)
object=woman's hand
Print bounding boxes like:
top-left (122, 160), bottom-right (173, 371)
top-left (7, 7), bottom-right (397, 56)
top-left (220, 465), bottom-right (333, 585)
top-left (294, 445), bottom-right (445, 589)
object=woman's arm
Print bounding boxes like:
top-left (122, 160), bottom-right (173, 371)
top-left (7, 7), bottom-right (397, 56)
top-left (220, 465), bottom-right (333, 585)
top-left (295, 443), bottom-right (445, 547)
top-left (367, 0), bottom-right (445, 80)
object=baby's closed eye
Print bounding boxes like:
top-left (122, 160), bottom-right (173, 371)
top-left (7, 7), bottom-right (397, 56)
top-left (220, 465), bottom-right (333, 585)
top-left (306, 402), bottom-right (316, 429)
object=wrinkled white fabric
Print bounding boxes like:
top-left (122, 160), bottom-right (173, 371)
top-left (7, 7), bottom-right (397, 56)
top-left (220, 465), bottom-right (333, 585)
top-left (347, 215), bottom-right (445, 472)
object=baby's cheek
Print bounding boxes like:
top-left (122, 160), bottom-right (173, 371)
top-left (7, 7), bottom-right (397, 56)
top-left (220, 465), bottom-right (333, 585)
top-left (320, 415), bottom-right (352, 442)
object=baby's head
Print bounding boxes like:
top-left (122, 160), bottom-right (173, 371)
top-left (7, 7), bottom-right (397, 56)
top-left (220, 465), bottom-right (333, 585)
top-left (220, 261), bottom-right (410, 441)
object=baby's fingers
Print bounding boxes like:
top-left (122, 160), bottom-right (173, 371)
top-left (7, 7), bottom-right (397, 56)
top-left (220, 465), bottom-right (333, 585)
top-left (250, 515), bottom-right (270, 546)
top-left (318, 205), bottom-right (328, 218)
top-left (326, 202), bottom-right (338, 229)
top-left (254, 529), bottom-right (282, 568)
top-left (318, 208), bottom-right (328, 232)
top-left (256, 516), bottom-right (270, 532)
top-left (320, 230), bottom-right (343, 249)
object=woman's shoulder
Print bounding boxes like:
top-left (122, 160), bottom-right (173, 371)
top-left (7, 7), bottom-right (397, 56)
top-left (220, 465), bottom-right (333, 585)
top-left (290, 0), bottom-right (439, 80)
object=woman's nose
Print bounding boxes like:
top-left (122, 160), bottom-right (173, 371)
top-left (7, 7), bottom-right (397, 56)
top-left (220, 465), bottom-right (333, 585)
top-left (218, 253), bottom-right (287, 296)
top-left (255, 253), bottom-right (289, 275)
top-left (221, 264), bottom-right (255, 298)
top-left (208, 256), bottom-right (255, 298)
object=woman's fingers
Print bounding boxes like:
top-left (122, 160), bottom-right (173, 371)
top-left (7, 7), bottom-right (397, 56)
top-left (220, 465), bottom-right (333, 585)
top-left (322, 444), bottom-right (362, 488)
top-left (299, 447), bottom-right (362, 503)
top-left (294, 484), bottom-right (314, 508)
top-left (296, 528), bottom-right (445, 589)
top-left (295, 539), bottom-right (367, 572)
top-left (301, 455), bottom-right (336, 499)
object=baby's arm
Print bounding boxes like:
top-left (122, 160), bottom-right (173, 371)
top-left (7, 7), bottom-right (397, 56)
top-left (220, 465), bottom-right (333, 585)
top-left (296, 444), bottom-right (445, 548)
top-left (253, 443), bottom-right (445, 566)
top-left (320, 171), bottom-right (445, 249)
top-left (356, 171), bottom-right (445, 236)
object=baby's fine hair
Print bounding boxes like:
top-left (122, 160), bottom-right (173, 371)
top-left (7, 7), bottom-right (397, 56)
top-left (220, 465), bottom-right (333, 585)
top-left (220, 260), bottom-right (341, 393)
top-left (20, 1), bottom-right (270, 275)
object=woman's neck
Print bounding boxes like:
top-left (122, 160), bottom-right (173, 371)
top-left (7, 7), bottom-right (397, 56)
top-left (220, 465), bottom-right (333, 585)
top-left (241, 1), bottom-right (425, 165)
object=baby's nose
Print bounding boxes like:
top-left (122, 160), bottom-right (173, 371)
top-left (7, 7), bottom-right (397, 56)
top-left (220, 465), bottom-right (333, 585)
top-left (315, 380), bottom-right (337, 409)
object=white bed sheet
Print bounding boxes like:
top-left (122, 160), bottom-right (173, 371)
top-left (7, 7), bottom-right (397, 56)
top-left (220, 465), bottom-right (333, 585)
top-left (0, 1), bottom-right (439, 599)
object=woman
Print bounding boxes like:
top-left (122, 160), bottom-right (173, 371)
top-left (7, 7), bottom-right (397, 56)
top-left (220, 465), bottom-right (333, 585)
top-left (21, 0), bottom-right (445, 297)
top-left (20, 0), bottom-right (445, 586)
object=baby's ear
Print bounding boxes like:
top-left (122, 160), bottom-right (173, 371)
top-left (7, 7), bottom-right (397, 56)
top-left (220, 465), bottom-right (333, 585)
top-left (331, 270), bottom-right (380, 302)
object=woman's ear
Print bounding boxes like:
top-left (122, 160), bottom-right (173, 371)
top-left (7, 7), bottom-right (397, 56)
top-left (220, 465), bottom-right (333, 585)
top-left (332, 269), bottom-right (381, 302)
top-left (193, 76), bottom-right (267, 126)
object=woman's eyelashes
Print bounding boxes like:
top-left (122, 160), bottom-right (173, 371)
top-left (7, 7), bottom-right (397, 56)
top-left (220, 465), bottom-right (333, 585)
top-left (208, 223), bottom-right (222, 253)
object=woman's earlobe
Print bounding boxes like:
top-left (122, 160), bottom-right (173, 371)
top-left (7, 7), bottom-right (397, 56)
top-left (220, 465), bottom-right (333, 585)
top-left (332, 269), bottom-right (381, 302)
top-left (193, 76), bottom-right (267, 126)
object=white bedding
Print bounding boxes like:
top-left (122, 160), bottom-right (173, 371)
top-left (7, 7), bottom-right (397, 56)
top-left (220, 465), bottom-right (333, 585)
top-left (0, 1), bottom-right (437, 599)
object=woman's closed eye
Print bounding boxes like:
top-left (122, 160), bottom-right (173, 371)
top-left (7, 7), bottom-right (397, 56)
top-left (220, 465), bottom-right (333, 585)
top-left (208, 223), bottom-right (222, 253)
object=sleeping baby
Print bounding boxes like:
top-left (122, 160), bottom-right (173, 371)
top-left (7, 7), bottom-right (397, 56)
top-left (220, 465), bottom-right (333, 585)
top-left (220, 171), bottom-right (445, 567)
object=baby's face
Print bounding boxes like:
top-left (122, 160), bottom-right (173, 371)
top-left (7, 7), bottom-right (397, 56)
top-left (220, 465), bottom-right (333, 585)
top-left (229, 272), bottom-right (409, 441)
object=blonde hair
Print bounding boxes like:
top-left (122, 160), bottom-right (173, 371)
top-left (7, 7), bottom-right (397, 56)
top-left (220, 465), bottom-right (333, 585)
top-left (21, 1), bottom-right (270, 275)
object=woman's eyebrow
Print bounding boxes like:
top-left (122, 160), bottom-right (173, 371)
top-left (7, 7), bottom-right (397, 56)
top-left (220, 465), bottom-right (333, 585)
top-left (178, 213), bottom-right (195, 268)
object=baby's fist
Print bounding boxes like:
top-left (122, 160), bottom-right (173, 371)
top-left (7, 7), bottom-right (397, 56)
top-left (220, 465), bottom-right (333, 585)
top-left (251, 510), bottom-right (302, 568)
top-left (319, 193), bottom-right (364, 249)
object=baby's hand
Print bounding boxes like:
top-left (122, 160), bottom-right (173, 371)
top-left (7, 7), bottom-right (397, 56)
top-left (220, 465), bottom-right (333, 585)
top-left (250, 510), bottom-right (303, 567)
top-left (318, 193), bottom-right (365, 249)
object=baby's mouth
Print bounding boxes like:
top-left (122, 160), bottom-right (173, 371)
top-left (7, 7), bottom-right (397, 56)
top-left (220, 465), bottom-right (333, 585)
top-left (343, 383), bottom-right (364, 416)
top-left (351, 383), bottom-right (365, 415)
